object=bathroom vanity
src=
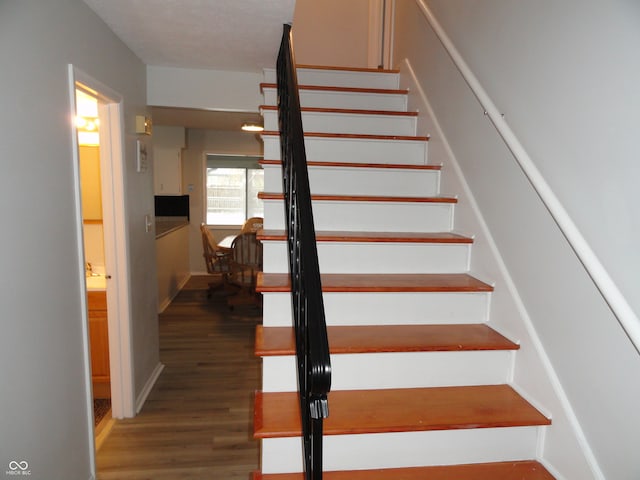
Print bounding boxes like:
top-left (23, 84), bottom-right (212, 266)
top-left (88, 290), bottom-right (110, 399)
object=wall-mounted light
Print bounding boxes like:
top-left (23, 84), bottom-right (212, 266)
top-left (75, 89), bottom-right (100, 146)
top-left (75, 115), bottom-right (100, 146)
top-left (135, 115), bottom-right (152, 135)
top-left (76, 116), bottom-right (99, 131)
top-left (241, 123), bottom-right (264, 132)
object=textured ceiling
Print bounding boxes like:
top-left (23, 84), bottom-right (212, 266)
top-left (83, 0), bottom-right (294, 129)
top-left (82, 0), bottom-right (295, 72)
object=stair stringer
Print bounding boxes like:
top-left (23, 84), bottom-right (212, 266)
top-left (399, 58), bottom-right (598, 480)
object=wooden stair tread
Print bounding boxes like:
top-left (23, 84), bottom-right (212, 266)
top-left (261, 83), bottom-right (408, 95)
top-left (256, 324), bottom-right (519, 356)
top-left (257, 272), bottom-right (493, 293)
top-left (257, 229), bottom-right (472, 244)
top-left (259, 159), bottom-right (441, 170)
top-left (258, 192), bottom-right (456, 203)
top-left (253, 460), bottom-right (555, 480)
top-left (259, 64), bottom-right (554, 477)
top-left (262, 130), bottom-right (428, 142)
top-left (295, 64), bottom-right (401, 74)
top-left (261, 104), bottom-right (418, 117)
top-left (254, 385), bottom-right (550, 438)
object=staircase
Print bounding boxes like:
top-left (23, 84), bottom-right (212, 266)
top-left (253, 65), bottom-right (555, 479)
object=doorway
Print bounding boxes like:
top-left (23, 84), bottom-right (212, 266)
top-left (75, 87), bottom-right (114, 447)
top-left (69, 66), bottom-right (135, 467)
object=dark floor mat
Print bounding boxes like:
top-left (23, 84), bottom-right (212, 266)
top-left (94, 398), bottom-right (111, 426)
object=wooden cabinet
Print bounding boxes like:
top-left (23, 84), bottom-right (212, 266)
top-left (88, 291), bottom-right (110, 399)
top-left (153, 147), bottom-right (182, 194)
top-left (153, 126), bottom-right (185, 195)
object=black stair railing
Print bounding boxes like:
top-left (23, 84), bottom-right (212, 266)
top-left (276, 24), bottom-right (332, 480)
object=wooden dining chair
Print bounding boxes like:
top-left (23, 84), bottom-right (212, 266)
top-left (240, 216), bottom-right (264, 234)
top-left (200, 223), bottom-right (233, 297)
top-left (226, 232), bottom-right (263, 309)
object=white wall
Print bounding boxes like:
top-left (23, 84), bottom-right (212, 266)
top-left (79, 145), bottom-right (106, 275)
top-left (147, 65), bottom-right (263, 112)
top-left (292, 0), bottom-right (372, 68)
top-left (0, 1), bottom-right (157, 478)
top-left (393, 1), bottom-right (640, 479)
top-left (83, 223), bottom-right (106, 274)
top-left (156, 226), bottom-right (190, 312)
top-left (183, 129), bottom-right (263, 273)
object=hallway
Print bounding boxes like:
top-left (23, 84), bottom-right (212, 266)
top-left (97, 276), bottom-right (261, 479)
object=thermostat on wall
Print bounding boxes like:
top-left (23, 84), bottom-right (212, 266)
top-left (136, 139), bottom-right (148, 173)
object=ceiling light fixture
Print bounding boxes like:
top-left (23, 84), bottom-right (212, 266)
top-left (241, 123), bottom-right (264, 132)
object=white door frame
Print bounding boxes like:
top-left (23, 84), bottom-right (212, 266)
top-left (367, 0), bottom-right (395, 69)
top-left (68, 65), bottom-right (136, 459)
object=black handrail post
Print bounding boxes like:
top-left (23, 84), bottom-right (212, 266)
top-left (275, 24), bottom-right (332, 480)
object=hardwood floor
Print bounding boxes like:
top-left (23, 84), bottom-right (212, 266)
top-left (96, 276), bottom-right (261, 480)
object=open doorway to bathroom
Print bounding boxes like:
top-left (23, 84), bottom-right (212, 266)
top-left (75, 87), bottom-right (113, 442)
top-left (70, 66), bottom-right (136, 471)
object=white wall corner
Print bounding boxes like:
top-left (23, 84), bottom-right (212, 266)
top-left (157, 272), bottom-right (190, 314)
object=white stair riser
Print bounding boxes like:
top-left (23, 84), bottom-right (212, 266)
top-left (262, 351), bottom-right (514, 392)
top-left (263, 200), bottom-right (454, 232)
top-left (262, 242), bottom-right (470, 274)
top-left (261, 427), bottom-right (541, 473)
top-left (263, 87), bottom-right (408, 111)
top-left (264, 67), bottom-right (400, 89)
top-left (257, 67), bottom-right (543, 476)
top-left (263, 135), bottom-right (428, 165)
top-left (262, 164), bottom-right (440, 197)
top-left (261, 292), bottom-right (490, 327)
top-left (262, 109), bottom-right (417, 136)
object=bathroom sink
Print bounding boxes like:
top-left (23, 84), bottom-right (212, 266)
top-left (86, 274), bottom-right (106, 291)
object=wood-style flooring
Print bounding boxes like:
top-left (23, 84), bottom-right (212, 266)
top-left (96, 276), bottom-right (261, 479)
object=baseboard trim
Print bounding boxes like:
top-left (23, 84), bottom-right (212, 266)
top-left (94, 415), bottom-right (116, 452)
top-left (158, 274), bottom-right (191, 313)
top-left (158, 298), bottom-right (171, 313)
top-left (135, 362), bottom-right (164, 414)
top-left (540, 456), bottom-right (568, 480)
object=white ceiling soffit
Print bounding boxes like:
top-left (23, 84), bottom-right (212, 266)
top-left (82, 0), bottom-right (295, 72)
top-left (151, 106), bottom-right (262, 131)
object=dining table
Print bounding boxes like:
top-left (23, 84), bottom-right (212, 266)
top-left (219, 234), bottom-right (237, 249)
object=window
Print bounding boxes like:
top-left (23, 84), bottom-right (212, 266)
top-left (205, 154), bottom-right (263, 225)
